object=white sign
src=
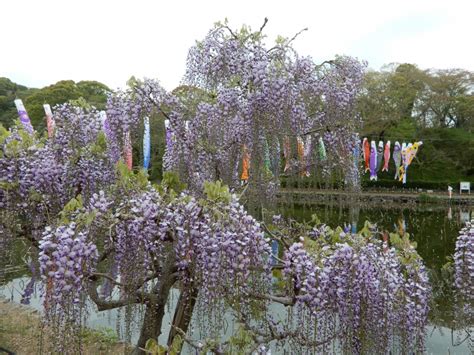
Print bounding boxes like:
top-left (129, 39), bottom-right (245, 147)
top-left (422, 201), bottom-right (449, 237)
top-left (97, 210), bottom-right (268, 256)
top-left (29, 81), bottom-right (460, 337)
top-left (460, 182), bottom-right (470, 194)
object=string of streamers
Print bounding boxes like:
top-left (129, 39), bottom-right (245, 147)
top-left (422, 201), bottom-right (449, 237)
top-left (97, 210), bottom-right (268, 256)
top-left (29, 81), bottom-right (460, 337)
top-left (362, 138), bottom-right (422, 183)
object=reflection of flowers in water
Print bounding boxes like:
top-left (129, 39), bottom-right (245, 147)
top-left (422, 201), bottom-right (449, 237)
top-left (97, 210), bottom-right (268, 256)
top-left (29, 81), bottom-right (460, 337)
top-left (20, 268), bottom-right (36, 305)
top-left (20, 279), bottom-right (35, 305)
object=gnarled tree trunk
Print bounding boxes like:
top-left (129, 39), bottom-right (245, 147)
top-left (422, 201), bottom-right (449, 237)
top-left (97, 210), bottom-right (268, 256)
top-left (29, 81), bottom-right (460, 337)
top-left (167, 282), bottom-right (198, 350)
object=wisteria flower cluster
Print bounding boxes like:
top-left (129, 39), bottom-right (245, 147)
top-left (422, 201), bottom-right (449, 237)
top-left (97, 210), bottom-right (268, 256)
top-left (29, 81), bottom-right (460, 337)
top-left (282, 227), bottom-right (431, 353)
top-left (453, 219), bottom-right (474, 347)
top-left (84, 177), bottom-right (272, 303)
top-left (38, 222), bottom-right (98, 352)
top-left (0, 106), bottom-right (116, 240)
top-left (183, 24), bottom-right (364, 194)
top-left (39, 222), bottom-right (98, 303)
top-left (118, 21), bottom-right (368, 198)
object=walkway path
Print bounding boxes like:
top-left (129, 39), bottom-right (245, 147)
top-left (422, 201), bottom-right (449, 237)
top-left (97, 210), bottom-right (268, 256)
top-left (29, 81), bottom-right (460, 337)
top-left (278, 188), bottom-right (474, 205)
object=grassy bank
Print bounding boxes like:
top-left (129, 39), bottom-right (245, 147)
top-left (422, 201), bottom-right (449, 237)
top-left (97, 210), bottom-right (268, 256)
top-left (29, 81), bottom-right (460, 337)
top-left (0, 297), bottom-right (130, 354)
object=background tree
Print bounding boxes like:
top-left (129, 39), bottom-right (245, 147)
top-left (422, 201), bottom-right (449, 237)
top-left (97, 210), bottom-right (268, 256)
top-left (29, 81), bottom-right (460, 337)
top-left (0, 77), bottom-right (37, 128)
top-left (415, 69), bottom-right (474, 128)
top-left (25, 80), bottom-right (111, 131)
top-left (358, 64), bottom-right (474, 185)
top-left (358, 63), bottom-right (427, 135)
top-left (0, 78), bottom-right (111, 131)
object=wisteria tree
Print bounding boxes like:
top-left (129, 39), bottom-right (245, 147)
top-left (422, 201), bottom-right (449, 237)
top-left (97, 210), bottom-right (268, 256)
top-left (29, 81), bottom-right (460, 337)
top-left (0, 20), bottom-right (432, 355)
top-left (129, 19), bottom-right (365, 204)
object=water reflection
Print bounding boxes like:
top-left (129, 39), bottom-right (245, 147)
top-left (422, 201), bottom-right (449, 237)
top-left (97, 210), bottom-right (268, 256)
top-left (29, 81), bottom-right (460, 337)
top-left (279, 203), bottom-right (473, 354)
top-left (280, 203), bottom-right (472, 271)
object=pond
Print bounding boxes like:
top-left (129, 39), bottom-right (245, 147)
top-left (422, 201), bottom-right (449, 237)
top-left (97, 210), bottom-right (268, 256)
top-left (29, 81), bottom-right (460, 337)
top-left (1, 203), bottom-right (473, 354)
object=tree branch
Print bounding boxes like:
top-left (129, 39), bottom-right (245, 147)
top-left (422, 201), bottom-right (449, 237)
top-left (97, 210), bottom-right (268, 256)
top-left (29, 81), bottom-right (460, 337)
top-left (223, 25), bottom-right (238, 40)
top-left (249, 292), bottom-right (294, 306)
top-left (86, 281), bottom-right (154, 311)
top-left (261, 222), bottom-right (290, 250)
top-left (287, 27), bottom-right (308, 46)
top-left (259, 17), bottom-right (269, 34)
top-left (89, 272), bottom-right (124, 287)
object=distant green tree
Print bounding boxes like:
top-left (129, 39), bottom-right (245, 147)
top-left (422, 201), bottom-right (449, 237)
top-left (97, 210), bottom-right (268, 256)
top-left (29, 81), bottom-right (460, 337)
top-left (388, 63), bottom-right (426, 121)
top-left (359, 64), bottom-right (474, 133)
top-left (455, 94), bottom-right (474, 131)
top-left (358, 70), bottom-right (394, 133)
top-left (76, 80), bottom-right (111, 108)
top-left (0, 77), bottom-right (36, 128)
top-left (415, 69), bottom-right (474, 128)
top-left (358, 64), bottom-right (427, 136)
top-left (25, 80), bottom-right (111, 131)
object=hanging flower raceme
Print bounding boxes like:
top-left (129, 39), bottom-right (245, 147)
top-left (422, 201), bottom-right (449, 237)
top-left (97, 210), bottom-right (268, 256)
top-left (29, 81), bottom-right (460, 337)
top-left (282, 229), bottom-right (431, 354)
top-left (38, 222), bottom-right (98, 352)
top-left (158, 187), bottom-right (273, 305)
top-left (453, 219), bottom-right (474, 339)
top-left (157, 22), bottom-right (367, 196)
top-left (39, 223), bottom-right (98, 302)
top-left (114, 189), bottom-right (165, 287)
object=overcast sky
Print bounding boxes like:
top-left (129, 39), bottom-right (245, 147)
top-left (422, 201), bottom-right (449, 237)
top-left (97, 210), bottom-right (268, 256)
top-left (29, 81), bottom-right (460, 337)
top-left (1, 0), bottom-right (473, 90)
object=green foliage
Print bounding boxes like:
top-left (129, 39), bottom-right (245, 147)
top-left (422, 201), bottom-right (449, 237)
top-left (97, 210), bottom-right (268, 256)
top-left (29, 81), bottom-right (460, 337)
top-left (143, 339), bottom-right (167, 354)
top-left (90, 131), bottom-right (107, 155)
top-left (0, 77), bottom-right (111, 131)
top-left (68, 96), bottom-right (92, 109)
top-left (143, 336), bottom-right (182, 355)
top-left (417, 193), bottom-right (440, 203)
top-left (59, 195), bottom-right (84, 224)
top-left (227, 324), bottom-right (257, 353)
top-left (389, 230), bottom-right (420, 266)
top-left (203, 180), bottom-right (231, 204)
top-left (80, 327), bottom-right (119, 346)
top-left (359, 64), bottom-right (474, 132)
top-left (116, 161), bottom-right (150, 191)
top-left (159, 171), bottom-right (186, 195)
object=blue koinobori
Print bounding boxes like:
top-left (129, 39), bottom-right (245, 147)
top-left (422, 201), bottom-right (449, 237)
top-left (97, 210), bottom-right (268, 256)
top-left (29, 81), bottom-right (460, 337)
top-left (143, 116), bottom-right (151, 169)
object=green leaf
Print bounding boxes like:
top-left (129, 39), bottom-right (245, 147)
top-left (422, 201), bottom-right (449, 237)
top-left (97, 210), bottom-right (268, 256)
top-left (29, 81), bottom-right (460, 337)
top-left (143, 338), bottom-right (167, 354)
top-left (161, 171), bottom-right (186, 194)
top-left (169, 334), bottom-right (183, 355)
top-left (90, 131), bottom-right (107, 154)
top-left (59, 195), bottom-right (83, 223)
top-left (0, 124), bottom-right (10, 145)
top-left (203, 180), bottom-right (231, 204)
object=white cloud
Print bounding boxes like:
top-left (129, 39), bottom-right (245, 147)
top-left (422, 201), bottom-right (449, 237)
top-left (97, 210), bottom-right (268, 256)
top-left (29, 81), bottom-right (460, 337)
top-left (1, 0), bottom-right (473, 90)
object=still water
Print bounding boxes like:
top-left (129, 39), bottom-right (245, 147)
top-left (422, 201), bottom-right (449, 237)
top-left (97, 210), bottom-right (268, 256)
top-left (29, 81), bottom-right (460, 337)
top-left (1, 204), bottom-right (473, 354)
top-left (280, 203), bottom-right (472, 271)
